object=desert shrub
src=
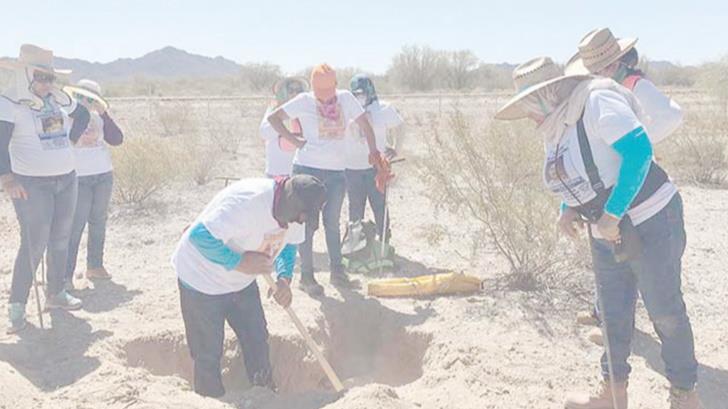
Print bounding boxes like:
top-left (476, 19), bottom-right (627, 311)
top-left (659, 109), bottom-right (728, 186)
top-left (112, 134), bottom-right (178, 206)
top-left (154, 102), bottom-right (196, 137)
top-left (418, 111), bottom-right (588, 292)
top-left (174, 132), bottom-right (220, 186)
top-left (204, 120), bottom-right (244, 155)
top-left (240, 62), bottom-right (282, 92)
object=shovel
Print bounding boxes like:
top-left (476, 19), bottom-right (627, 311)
top-left (262, 274), bottom-right (344, 392)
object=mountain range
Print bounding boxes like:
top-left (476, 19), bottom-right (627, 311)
top-left (53, 46), bottom-right (241, 82)
top-left (2, 46), bottom-right (686, 84)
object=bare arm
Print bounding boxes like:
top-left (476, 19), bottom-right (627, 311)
top-left (266, 108), bottom-right (306, 148)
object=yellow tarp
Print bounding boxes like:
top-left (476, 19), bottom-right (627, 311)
top-left (367, 272), bottom-right (483, 298)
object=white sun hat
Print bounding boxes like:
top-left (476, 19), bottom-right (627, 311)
top-left (64, 79), bottom-right (109, 110)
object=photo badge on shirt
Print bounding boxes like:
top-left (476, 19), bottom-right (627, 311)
top-left (34, 104), bottom-right (69, 151)
top-left (317, 101), bottom-right (346, 140)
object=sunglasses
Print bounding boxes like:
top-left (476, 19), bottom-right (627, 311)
top-left (73, 93), bottom-right (96, 104)
top-left (33, 72), bottom-right (56, 84)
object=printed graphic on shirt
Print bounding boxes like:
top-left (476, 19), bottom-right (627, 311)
top-left (76, 116), bottom-right (103, 148)
top-left (34, 106), bottom-right (69, 151)
top-left (544, 144), bottom-right (593, 204)
top-left (257, 229), bottom-right (287, 259)
top-left (317, 101), bottom-right (346, 140)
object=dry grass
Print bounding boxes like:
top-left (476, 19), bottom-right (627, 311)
top-left (111, 133), bottom-right (177, 207)
top-left (659, 109), bottom-right (728, 187)
top-left (417, 111), bottom-right (589, 293)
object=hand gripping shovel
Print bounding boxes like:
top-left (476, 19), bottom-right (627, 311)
top-left (262, 274), bottom-right (344, 392)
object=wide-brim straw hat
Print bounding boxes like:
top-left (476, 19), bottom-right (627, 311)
top-left (63, 79), bottom-right (109, 110)
top-left (0, 44), bottom-right (72, 76)
top-left (565, 28), bottom-right (638, 76)
top-left (495, 57), bottom-right (588, 120)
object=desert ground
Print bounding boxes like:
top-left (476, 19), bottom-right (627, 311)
top-left (0, 92), bottom-right (726, 409)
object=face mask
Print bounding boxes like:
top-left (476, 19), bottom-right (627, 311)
top-left (356, 94), bottom-right (368, 107)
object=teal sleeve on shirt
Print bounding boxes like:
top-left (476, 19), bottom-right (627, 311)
top-left (604, 126), bottom-right (653, 219)
top-left (275, 244), bottom-right (297, 280)
top-left (188, 222), bottom-right (242, 271)
top-left (560, 201), bottom-right (569, 214)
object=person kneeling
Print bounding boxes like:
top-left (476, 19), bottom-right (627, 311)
top-left (171, 175), bottom-right (326, 397)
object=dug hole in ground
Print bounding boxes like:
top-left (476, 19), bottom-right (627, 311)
top-left (0, 98), bottom-right (727, 409)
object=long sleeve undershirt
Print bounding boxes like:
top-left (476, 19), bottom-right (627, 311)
top-left (604, 126), bottom-right (653, 218)
top-left (188, 222), bottom-right (243, 271)
top-left (68, 104), bottom-right (90, 143)
top-left (101, 112), bottom-right (124, 146)
top-left (0, 121), bottom-right (13, 175)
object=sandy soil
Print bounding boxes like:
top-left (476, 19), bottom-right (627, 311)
top-left (0, 98), bottom-right (726, 409)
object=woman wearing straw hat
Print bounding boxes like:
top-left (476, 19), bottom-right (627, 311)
top-left (567, 28), bottom-right (683, 145)
top-left (266, 64), bottom-right (389, 296)
top-left (63, 79), bottom-right (124, 289)
top-left (568, 28), bottom-right (685, 346)
top-left (0, 44), bottom-right (90, 333)
top-left (495, 57), bottom-right (701, 409)
top-left (259, 77), bottom-right (308, 178)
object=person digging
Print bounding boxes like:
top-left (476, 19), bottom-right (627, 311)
top-left (171, 175), bottom-right (326, 397)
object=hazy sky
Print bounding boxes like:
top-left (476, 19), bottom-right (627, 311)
top-left (3, 0), bottom-right (727, 74)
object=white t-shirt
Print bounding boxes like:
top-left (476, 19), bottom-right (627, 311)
top-left (543, 89), bottom-right (676, 226)
top-left (281, 90), bottom-right (365, 171)
top-left (171, 178), bottom-right (305, 295)
top-left (73, 112), bottom-right (114, 177)
top-left (345, 102), bottom-right (403, 170)
top-left (260, 107), bottom-right (296, 176)
top-left (0, 96), bottom-right (77, 177)
top-left (632, 79), bottom-right (683, 144)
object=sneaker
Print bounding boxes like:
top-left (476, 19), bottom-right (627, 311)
top-left (299, 275), bottom-right (324, 297)
top-left (577, 309), bottom-right (601, 327)
top-left (565, 380), bottom-right (628, 409)
top-left (45, 290), bottom-right (83, 311)
top-left (669, 386), bottom-right (703, 409)
top-left (86, 267), bottom-right (111, 280)
top-left (588, 327), bottom-right (604, 346)
top-left (64, 280), bottom-right (76, 293)
top-left (330, 272), bottom-right (362, 290)
top-left (7, 303), bottom-right (28, 335)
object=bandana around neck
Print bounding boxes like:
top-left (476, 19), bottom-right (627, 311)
top-left (317, 96), bottom-right (340, 121)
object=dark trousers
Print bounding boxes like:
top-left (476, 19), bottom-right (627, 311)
top-left (291, 165), bottom-right (346, 277)
top-left (179, 280), bottom-right (272, 397)
top-left (591, 193), bottom-right (697, 389)
top-left (345, 167), bottom-right (389, 240)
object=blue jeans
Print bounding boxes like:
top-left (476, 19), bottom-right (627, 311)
top-left (345, 168), bottom-right (388, 240)
top-left (10, 171), bottom-right (78, 303)
top-left (179, 280), bottom-right (272, 397)
top-left (291, 165), bottom-right (346, 277)
top-left (591, 193), bottom-right (697, 389)
top-left (66, 171), bottom-right (114, 280)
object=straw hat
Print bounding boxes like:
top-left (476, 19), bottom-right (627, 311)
top-left (0, 44), bottom-right (71, 76)
top-left (565, 28), bottom-right (638, 75)
top-left (495, 57), bottom-right (587, 120)
top-left (63, 79), bottom-right (109, 110)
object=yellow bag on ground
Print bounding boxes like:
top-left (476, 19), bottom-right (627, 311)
top-left (367, 272), bottom-right (483, 298)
